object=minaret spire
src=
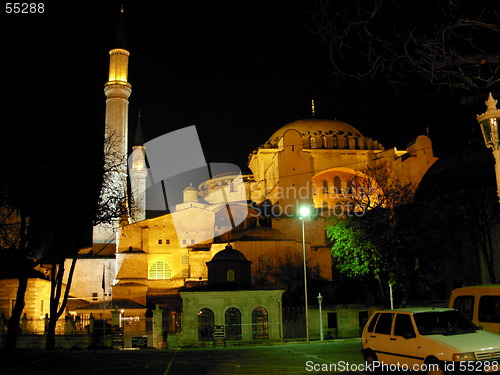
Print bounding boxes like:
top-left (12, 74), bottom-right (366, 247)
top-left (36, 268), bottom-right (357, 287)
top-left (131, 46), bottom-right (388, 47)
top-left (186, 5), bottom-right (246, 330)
top-left (130, 112), bottom-right (148, 223)
top-left (93, 7), bottom-right (132, 245)
top-left (114, 5), bottom-right (128, 50)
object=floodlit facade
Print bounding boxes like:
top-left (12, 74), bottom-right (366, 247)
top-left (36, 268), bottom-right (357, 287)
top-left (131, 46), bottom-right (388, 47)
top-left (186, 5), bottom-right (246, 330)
top-left (7, 9), bottom-right (439, 348)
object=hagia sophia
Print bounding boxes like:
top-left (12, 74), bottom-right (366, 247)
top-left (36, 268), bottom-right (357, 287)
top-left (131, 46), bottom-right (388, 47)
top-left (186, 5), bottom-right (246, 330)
top-left (1, 10), bottom-right (438, 347)
top-left (63, 9), bottom-right (436, 345)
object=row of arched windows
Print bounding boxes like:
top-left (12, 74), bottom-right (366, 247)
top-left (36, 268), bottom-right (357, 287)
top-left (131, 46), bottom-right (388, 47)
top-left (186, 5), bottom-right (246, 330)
top-left (319, 176), bottom-right (353, 195)
top-left (306, 135), bottom-right (382, 150)
top-left (197, 307), bottom-right (269, 341)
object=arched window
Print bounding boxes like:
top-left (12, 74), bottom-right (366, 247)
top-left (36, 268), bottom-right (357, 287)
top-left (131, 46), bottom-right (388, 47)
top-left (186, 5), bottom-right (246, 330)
top-left (198, 308), bottom-right (214, 341)
top-left (322, 135), bottom-right (328, 148)
top-left (149, 261), bottom-right (171, 280)
top-left (322, 180), bottom-right (329, 195)
top-left (225, 308), bottom-right (242, 340)
top-left (332, 136), bottom-right (338, 149)
top-left (322, 201), bottom-right (329, 210)
top-left (252, 307), bottom-right (269, 339)
top-left (309, 137), bottom-right (316, 149)
top-left (333, 176), bottom-right (342, 194)
top-left (227, 269), bottom-right (235, 282)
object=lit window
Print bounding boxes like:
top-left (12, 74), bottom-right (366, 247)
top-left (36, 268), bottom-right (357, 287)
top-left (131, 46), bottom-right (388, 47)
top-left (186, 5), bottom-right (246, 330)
top-left (309, 137), bottom-right (316, 149)
top-left (322, 180), bottom-right (329, 194)
top-left (252, 307), bottom-right (269, 340)
top-left (333, 176), bottom-right (342, 194)
top-left (227, 269), bottom-right (235, 282)
top-left (149, 261), bottom-right (172, 280)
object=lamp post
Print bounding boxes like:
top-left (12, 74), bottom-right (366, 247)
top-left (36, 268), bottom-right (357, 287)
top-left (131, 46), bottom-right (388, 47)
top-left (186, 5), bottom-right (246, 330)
top-left (477, 93), bottom-right (500, 202)
top-left (299, 205), bottom-right (311, 342)
top-left (317, 293), bottom-right (323, 341)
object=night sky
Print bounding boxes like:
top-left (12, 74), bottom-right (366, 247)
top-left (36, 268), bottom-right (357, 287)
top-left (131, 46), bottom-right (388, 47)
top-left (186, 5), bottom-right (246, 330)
top-left (1, 1), bottom-right (486, 209)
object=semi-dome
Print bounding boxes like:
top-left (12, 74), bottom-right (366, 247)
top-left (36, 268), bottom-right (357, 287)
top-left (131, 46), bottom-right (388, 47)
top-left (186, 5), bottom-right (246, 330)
top-left (263, 119), bottom-right (383, 150)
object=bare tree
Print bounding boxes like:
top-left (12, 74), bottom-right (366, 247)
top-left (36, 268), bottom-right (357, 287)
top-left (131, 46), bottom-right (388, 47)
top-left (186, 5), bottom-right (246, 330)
top-left (93, 131), bottom-right (130, 227)
top-left (306, 0), bottom-right (500, 95)
top-left (43, 211), bottom-right (85, 350)
top-left (44, 131), bottom-right (129, 350)
top-left (342, 162), bottom-right (415, 213)
top-left (2, 129), bottom-right (129, 349)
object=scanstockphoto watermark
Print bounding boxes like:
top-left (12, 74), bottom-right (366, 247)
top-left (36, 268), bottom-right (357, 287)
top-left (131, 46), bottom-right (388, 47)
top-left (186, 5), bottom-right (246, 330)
top-left (262, 181), bottom-right (384, 205)
top-left (305, 360), bottom-right (500, 373)
top-left (305, 360), bottom-right (439, 373)
top-left (248, 200), bottom-right (368, 219)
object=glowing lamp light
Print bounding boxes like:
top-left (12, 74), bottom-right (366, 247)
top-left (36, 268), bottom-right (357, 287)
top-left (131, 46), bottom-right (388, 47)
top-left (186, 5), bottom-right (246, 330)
top-left (477, 93), bottom-right (500, 202)
top-left (477, 93), bottom-right (500, 150)
top-left (299, 205), bottom-right (311, 219)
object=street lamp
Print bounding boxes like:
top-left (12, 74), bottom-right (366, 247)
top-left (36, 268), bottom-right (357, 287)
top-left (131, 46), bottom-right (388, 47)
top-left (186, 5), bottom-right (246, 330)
top-left (477, 93), bottom-right (500, 201)
top-left (317, 293), bottom-right (323, 341)
top-left (299, 205), bottom-right (311, 342)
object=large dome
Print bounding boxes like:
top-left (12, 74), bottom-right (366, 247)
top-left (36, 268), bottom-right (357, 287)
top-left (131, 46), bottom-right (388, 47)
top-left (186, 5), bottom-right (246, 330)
top-left (262, 119), bottom-right (383, 151)
top-left (267, 119), bottom-right (363, 144)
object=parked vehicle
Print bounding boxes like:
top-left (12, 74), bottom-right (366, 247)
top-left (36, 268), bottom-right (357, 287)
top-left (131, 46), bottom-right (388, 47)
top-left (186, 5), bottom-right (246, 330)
top-left (361, 307), bottom-right (500, 374)
top-left (449, 285), bottom-right (500, 335)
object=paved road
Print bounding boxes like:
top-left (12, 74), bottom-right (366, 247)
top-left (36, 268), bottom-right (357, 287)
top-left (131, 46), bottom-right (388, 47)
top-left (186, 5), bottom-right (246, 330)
top-left (1, 340), bottom-right (366, 375)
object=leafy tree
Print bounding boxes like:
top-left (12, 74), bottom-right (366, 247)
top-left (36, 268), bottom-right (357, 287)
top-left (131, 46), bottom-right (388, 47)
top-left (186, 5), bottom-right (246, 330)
top-left (326, 164), bottom-right (437, 305)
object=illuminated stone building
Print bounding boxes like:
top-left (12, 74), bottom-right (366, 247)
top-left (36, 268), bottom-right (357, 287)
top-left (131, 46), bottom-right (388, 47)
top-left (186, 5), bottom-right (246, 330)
top-left (248, 119), bottom-right (436, 211)
top-left (63, 10), bottom-right (438, 346)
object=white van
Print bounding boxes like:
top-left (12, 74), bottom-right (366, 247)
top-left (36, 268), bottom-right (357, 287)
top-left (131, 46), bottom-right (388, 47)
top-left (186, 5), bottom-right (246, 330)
top-left (361, 307), bottom-right (500, 374)
top-left (449, 285), bottom-right (500, 335)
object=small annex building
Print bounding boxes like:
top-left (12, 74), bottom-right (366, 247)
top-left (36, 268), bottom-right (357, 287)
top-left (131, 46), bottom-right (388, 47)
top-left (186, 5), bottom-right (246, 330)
top-left (178, 244), bottom-right (284, 346)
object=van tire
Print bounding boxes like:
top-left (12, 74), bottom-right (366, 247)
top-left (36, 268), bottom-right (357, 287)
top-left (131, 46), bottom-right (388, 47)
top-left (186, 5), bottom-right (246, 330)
top-left (364, 351), bottom-right (379, 374)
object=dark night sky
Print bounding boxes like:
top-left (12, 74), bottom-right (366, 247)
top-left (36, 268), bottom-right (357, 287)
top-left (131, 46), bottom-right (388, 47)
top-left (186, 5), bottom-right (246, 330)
top-left (0, 1), bottom-right (484, 209)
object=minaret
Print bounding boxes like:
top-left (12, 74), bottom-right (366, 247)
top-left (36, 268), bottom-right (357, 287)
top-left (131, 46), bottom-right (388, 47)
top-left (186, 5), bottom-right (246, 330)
top-left (130, 113), bottom-right (147, 223)
top-left (93, 7), bottom-right (131, 245)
